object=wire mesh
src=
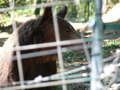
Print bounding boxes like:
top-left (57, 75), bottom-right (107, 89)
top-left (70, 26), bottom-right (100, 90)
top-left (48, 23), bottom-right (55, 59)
top-left (0, 0), bottom-right (120, 90)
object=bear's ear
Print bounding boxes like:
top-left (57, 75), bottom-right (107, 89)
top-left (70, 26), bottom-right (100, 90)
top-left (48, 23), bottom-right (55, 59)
top-left (57, 6), bottom-right (67, 18)
top-left (40, 7), bottom-right (52, 23)
top-left (43, 6), bottom-right (52, 19)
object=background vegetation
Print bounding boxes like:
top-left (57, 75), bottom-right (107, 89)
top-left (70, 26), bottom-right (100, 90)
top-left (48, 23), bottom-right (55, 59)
top-left (0, 0), bottom-right (93, 24)
top-left (0, 0), bottom-right (120, 24)
top-left (0, 0), bottom-right (120, 90)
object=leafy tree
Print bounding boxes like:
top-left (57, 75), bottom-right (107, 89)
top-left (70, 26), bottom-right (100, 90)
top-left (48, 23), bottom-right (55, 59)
top-left (0, 0), bottom-right (28, 8)
top-left (0, 0), bottom-right (9, 8)
top-left (0, 0), bottom-right (120, 23)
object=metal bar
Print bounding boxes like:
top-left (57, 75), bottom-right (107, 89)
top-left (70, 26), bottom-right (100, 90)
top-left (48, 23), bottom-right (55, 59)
top-left (12, 45), bottom-right (84, 61)
top-left (1, 65), bottom-right (89, 87)
top-left (90, 0), bottom-right (103, 90)
top-left (1, 77), bottom-right (90, 90)
top-left (103, 23), bottom-right (120, 30)
top-left (13, 39), bottom-right (84, 51)
top-left (52, 6), bottom-right (67, 90)
top-left (9, 0), bottom-right (25, 89)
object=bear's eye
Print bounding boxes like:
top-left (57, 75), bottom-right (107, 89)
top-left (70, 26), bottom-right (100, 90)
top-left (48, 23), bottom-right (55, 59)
top-left (66, 29), bottom-right (70, 32)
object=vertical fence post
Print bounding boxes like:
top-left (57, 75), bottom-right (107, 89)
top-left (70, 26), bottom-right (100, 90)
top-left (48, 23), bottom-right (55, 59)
top-left (9, 0), bottom-right (25, 89)
top-left (90, 0), bottom-right (103, 90)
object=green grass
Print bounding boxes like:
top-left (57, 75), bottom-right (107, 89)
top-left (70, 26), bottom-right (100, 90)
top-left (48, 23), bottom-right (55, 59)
top-left (63, 51), bottom-right (86, 63)
top-left (57, 39), bottom-right (120, 90)
top-left (15, 8), bottom-right (35, 16)
top-left (103, 40), bottom-right (120, 49)
top-left (62, 39), bottom-right (120, 63)
top-left (102, 40), bottom-right (120, 56)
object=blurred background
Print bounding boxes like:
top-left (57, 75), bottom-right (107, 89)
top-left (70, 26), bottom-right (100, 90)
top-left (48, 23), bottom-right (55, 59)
top-left (0, 0), bottom-right (120, 90)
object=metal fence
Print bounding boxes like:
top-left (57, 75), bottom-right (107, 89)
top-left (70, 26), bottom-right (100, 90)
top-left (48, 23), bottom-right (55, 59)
top-left (0, 0), bottom-right (120, 90)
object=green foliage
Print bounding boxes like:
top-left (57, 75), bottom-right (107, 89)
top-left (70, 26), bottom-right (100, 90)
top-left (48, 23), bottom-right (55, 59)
top-left (102, 40), bottom-right (120, 56)
top-left (111, 0), bottom-right (119, 4)
top-left (15, 8), bottom-right (35, 16)
top-left (63, 51), bottom-right (86, 62)
top-left (54, 85), bottom-right (62, 90)
top-left (0, 0), bottom-right (9, 8)
top-left (55, 4), bottom-right (78, 22)
top-left (55, 0), bottom-right (95, 22)
top-left (0, 0), bottom-right (120, 24)
top-left (67, 4), bottom-right (77, 19)
top-left (0, 0), bottom-right (29, 8)
top-left (0, 0), bottom-right (96, 23)
top-left (107, 0), bottom-right (119, 9)
top-left (0, 0), bottom-right (30, 21)
top-left (0, 16), bottom-right (11, 24)
top-left (104, 40), bottom-right (120, 49)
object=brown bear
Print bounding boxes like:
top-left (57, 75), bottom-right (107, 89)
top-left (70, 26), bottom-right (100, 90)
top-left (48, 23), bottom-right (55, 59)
top-left (0, 6), bottom-right (81, 90)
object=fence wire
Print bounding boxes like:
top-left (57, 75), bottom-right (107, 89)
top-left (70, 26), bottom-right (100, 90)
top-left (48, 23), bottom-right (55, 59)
top-left (0, 0), bottom-right (120, 90)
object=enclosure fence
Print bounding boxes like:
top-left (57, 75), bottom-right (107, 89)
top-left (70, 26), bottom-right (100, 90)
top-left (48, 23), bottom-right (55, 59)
top-left (0, 0), bottom-right (120, 90)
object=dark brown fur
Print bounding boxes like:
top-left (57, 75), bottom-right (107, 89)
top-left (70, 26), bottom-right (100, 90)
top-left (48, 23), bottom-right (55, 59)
top-left (0, 6), bottom-right (80, 90)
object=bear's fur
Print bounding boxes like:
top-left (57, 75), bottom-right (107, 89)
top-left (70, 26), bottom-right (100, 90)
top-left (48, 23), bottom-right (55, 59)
top-left (0, 6), bottom-right (80, 90)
